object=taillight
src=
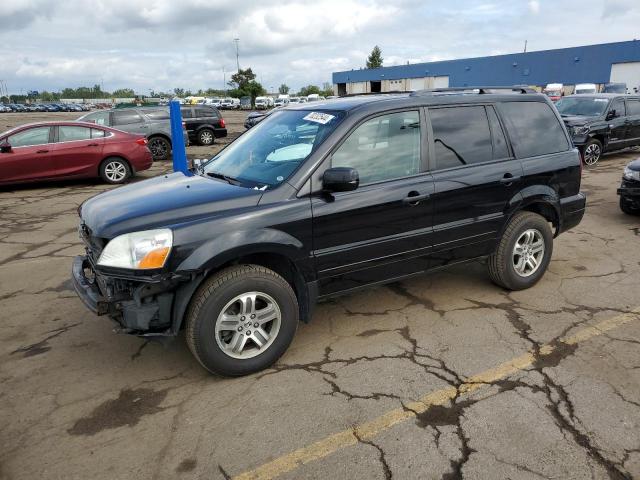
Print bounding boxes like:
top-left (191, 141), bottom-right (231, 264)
top-left (219, 118), bottom-right (226, 128)
top-left (136, 138), bottom-right (148, 146)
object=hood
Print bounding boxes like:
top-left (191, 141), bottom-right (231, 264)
top-left (561, 115), bottom-right (599, 126)
top-left (627, 158), bottom-right (640, 172)
top-left (80, 172), bottom-right (262, 238)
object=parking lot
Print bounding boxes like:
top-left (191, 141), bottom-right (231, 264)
top-left (1, 109), bottom-right (639, 480)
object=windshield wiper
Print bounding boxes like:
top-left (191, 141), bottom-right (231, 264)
top-left (206, 171), bottom-right (241, 186)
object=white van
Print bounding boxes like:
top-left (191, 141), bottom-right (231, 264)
top-left (543, 83), bottom-right (564, 102)
top-left (255, 97), bottom-right (269, 109)
top-left (574, 83), bottom-right (597, 94)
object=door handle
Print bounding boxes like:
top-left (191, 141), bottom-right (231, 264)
top-left (87, 143), bottom-right (99, 147)
top-left (402, 191), bottom-right (430, 205)
top-left (500, 173), bottom-right (521, 184)
top-left (36, 149), bottom-right (49, 154)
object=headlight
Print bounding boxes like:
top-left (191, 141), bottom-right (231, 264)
top-left (98, 229), bottom-right (172, 269)
top-left (573, 125), bottom-right (590, 135)
top-left (623, 167), bottom-right (640, 181)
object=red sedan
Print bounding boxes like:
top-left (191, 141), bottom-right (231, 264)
top-left (0, 122), bottom-right (153, 186)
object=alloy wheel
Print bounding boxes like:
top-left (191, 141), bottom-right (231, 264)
top-left (214, 292), bottom-right (282, 359)
top-left (583, 143), bottom-right (601, 165)
top-left (512, 229), bottom-right (545, 277)
top-left (104, 161), bottom-right (127, 182)
top-left (199, 130), bottom-right (214, 145)
top-left (148, 138), bottom-right (168, 158)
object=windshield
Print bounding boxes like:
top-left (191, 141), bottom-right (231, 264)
top-left (555, 97), bottom-right (609, 116)
top-left (203, 109), bottom-right (344, 189)
top-left (604, 84), bottom-right (626, 93)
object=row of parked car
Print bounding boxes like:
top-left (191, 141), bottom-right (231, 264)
top-left (0, 103), bottom-right (94, 113)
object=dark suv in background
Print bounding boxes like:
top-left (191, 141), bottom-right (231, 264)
top-left (181, 105), bottom-right (227, 145)
top-left (556, 94), bottom-right (640, 165)
top-left (78, 107), bottom-right (189, 161)
top-left (72, 87), bottom-right (585, 376)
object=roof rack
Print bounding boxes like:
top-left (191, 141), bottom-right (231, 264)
top-left (340, 91), bottom-right (412, 97)
top-left (410, 86), bottom-right (537, 96)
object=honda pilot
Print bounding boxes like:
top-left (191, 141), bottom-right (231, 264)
top-left (72, 87), bottom-right (586, 376)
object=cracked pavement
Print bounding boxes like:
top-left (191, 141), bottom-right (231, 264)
top-left (1, 111), bottom-right (639, 480)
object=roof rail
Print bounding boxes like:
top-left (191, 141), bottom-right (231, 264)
top-left (340, 91), bottom-right (412, 97)
top-left (409, 86), bottom-right (537, 96)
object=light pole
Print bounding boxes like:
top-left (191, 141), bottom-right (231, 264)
top-left (233, 38), bottom-right (240, 72)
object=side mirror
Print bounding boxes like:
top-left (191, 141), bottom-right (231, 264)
top-left (323, 167), bottom-right (359, 192)
top-left (0, 141), bottom-right (11, 153)
top-left (606, 110), bottom-right (616, 120)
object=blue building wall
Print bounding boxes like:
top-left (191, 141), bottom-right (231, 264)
top-left (332, 40), bottom-right (640, 87)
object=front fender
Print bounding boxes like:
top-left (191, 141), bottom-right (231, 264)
top-left (176, 228), bottom-right (306, 272)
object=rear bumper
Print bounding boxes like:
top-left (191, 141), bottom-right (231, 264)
top-left (558, 192), bottom-right (586, 234)
top-left (214, 127), bottom-right (227, 138)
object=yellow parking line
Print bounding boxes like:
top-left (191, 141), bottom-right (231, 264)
top-left (233, 309), bottom-right (640, 480)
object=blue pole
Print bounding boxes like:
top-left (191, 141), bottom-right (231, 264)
top-left (169, 99), bottom-right (188, 174)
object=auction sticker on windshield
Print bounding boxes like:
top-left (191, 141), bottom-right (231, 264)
top-left (303, 112), bottom-right (335, 124)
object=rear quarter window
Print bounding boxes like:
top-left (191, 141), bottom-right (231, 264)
top-left (498, 101), bottom-right (569, 158)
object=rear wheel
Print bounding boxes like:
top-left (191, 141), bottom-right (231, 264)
top-left (147, 136), bottom-right (171, 160)
top-left (99, 157), bottom-right (131, 184)
top-left (488, 212), bottom-right (553, 290)
top-left (197, 128), bottom-right (215, 146)
top-left (582, 139), bottom-right (602, 166)
top-left (185, 265), bottom-right (299, 376)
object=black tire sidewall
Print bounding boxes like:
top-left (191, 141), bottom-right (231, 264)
top-left (99, 158), bottom-right (131, 184)
top-left (501, 215), bottom-right (553, 290)
top-left (191, 272), bottom-right (298, 376)
top-left (198, 129), bottom-right (214, 145)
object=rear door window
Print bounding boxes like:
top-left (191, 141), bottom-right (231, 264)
top-left (429, 106), bottom-right (493, 169)
top-left (499, 101), bottom-right (569, 158)
top-left (627, 100), bottom-right (640, 115)
top-left (196, 108), bottom-right (216, 118)
top-left (58, 126), bottom-right (92, 142)
top-left (91, 129), bottom-right (106, 138)
top-left (113, 110), bottom-right (144, 126)
top-left (143, 110), bottom-right (170, 121)
top-left (181, 108), bottom-right (194, 119)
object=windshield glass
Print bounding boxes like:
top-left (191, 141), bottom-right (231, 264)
top-left (203, 110), bottom-right (344, 189)
top-left (556, 97), bottom-right (609, 116)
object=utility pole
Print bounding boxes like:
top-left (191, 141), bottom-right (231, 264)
top-left (234, 38), bottom-right (240, 72)
top-left (524, 40), bottom-right (528, 53)
top-left (223, 66), bottom-right (226, 93)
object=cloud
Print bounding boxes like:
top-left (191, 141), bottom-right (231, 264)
top-left (0, 0), bottom-right (639, 94)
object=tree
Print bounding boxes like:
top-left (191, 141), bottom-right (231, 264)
top-left (366, 45), bottom-right (383, 69)
top-left (321, 82), bottom-right (334, 97)
top-left (228, 68), bottom-right (256, 89)
top-left (112, 88), bottom-right (135, 97)
top-left (278, 84), bottom-right (290, 94)
top-left (298, 85), bottom-right (321, 97)
top-left (173, 87), bottom-right (185, 97)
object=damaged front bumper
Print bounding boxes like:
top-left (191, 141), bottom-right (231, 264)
top-left (72, 255), bottom-right (179, 336)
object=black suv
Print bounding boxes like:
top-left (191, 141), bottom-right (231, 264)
top-left (72, 87), bottom-right (586, 376)
top-left (556, 94), bottom-right (640, 165)
top-left (181, 105), bottom-right (227, 146)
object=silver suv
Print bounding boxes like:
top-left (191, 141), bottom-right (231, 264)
top-left (78, 107), bottom-right (188, 160)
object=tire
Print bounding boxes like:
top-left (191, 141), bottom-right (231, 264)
top-left (185, 265), bottom-right (299, 376)
top-left (488, 212), bottom-right (553, 291)
top-left (147, 136), bottom-right (171, 160)
top-left (620, 197), bottom-right (640, 215)
top-left (197, 128), bottom-right (215, 146)
top-left (581, 139), bottom-right (602, 166)
top-left (99, 157), bottom-right (131, 184)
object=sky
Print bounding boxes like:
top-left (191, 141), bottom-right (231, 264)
top-left (1, 0), bottom-right (639, 95)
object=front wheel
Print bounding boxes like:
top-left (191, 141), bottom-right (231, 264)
top-left (582, 139), bottom-right (602, 166)
top-left (185, 265), bottom-right (299, 376)
top-left (488, 212), bottom-right (553, 290)
top-left (620, 197), bottom-right (640, 215)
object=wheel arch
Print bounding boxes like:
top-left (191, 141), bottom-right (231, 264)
top-left (505, 186), bottom-right (561, 237)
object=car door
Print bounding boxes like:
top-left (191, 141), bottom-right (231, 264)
top-left (606, 98), bottom-right (628, 148)
top-left (311, 109), bottom-right (435, 295)
top-left (112, 109), bottom-right (146, 134)
top-left (50, 125), bottom-right (106, 178)
top-left (625, 98), bottom-right (640, 146)
top-left (427, 104), bottom-right (524, 266)
top-left (0, 126), bottom-right (54, 184)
